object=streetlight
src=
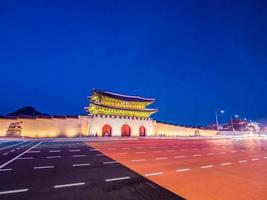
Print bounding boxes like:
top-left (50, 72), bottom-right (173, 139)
top-left (215, 110), bottom-right (224, 132)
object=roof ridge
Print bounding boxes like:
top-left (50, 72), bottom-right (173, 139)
top-left (93, 89), bottom-right (155, 101)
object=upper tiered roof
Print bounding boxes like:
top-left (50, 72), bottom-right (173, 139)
top-left (90, 89), bottom-right (155, 102)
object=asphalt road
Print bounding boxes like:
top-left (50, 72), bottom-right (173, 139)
top-left (89, 137), bottom-right (267, 200)
top-left (0, 140), bottom-right (182, 200)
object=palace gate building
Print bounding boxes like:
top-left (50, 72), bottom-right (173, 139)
top-left (85, 89), bottom-right (158, 137)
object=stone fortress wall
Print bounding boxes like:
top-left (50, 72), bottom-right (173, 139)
top-left (0, 116), bottom-right (89, 137)
top-left (155, 121), bottom-right (217, 137)
top-left (0, 116), bottom-right (217, 137)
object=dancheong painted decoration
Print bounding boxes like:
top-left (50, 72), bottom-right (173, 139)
top-left (85, 89), bottom-right (158, 118)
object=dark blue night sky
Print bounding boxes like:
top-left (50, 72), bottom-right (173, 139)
top-left (0, 0), bottom-right (267, 125)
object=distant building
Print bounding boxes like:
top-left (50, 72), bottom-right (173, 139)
top-left (222, 118), bottom-right (260, 133)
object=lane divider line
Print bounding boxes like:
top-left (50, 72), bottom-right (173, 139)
top-left (105, 176), bottom-right (130, 182)
top-left (72, 163), bottom-right (91, 167)
top-left (49, 150), bottom-right (60, 153)
top-left (54, 182), bottom-right (85, 188)
top-left (28, 151), bottom-right (40, 153)
top-left (174, 155), bottom-right (185, 158)
top-left (72, 155), bottom-right (86, 158)
top-left (176, 168), bottom-right (191, 172)
top-left (69, 149), bottom-right (80, 152)
top-left (17, 157), bottom-right (33, 160)
top-left (103, 161), bottom-right (118, 164)
top-left (0, 168), bottom-right (12, 172)
top-left (145, 172), bottom-right (163, 177)
top-left (46, 156), bottom-right (61, 159)
top-left (207, 153), bottom-right (214, 155)
top-left (0, 189), bottom-right (29, 195)
top-left (34, 166), bottom-right (54, 169)
top-left (155, 157), bottom-right (168, 160)
top-left (201, 165), bottom-right (214, 169)
top-left (220, 162), bottom-right (232, 166)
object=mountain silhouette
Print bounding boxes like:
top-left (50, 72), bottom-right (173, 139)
top-left (8, 106), bottom-right (49, 116)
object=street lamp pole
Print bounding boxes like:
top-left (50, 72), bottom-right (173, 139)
top-left (215, 111), bottom-right (219, 132)
top-left (215, 110), bottom-right (224, 133)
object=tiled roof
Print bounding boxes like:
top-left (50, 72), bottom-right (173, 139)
top-left (92, 89), bottom-right (155, 102)
top-left (90, 102), bottom-right (158, 113)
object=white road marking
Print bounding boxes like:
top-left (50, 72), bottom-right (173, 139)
top-left (263, 157), bottom-right (267, 159)
top-left (3, 152), bottom-right (8, 156)
top-left (131, 159), bottom-right (146, 162)
top-left (192, 154), bottom-right (201, 157)
top-left (145, 172), bottom-right (163, 177)
top-left (207, 153), bottom-right (214, 156)
top-left (0, 189), bottom-right (29, 195)
top-left (251, 158), bottom-right (259, 161)
top-left (174, 155), bottom-right (185, 158)
top-left (96, 154), bottom-right (104, 156)
top-left (107, 148), bottom-right (115, 150)
top-left (54, 182), bottom-right (85, 188)
top-left (34, 166), bottom-right (54, 169)
top-left (104, 161), bottom-right (118, 164)
top-left (155, 157), bottom-right (168, 160)
top-left (238, 160), bottom-right (247, 163)
top-left (231, 151), bottom-right (237, 153)
top-left (72, 163), bottom-right (91, 167)
top-left (219, 152), bottom-right (226, 154)
top-left (117, 152), bottom-right (128, 155)
top-left (11, 150), bottom-right (15, 152)
top-left (72, 155), bottom-right (86, 158)
top-left (46, 156), bottom-right (61, 159)
top-left (17, 157), bottom-right (33, 160)
top-left (105, 176), bottom-right (130, 182)
top-left (89, 149), bottom-right (97, 151)
top-left (69, 149), bottom-right (80, 152)
top-left (176, 168), bottom-right (191, 172)
top-left (28, 151), bottom-right (40, 153)
top-left (0, 142), bottom-right (42, 169)
top-left (220, 162), bottom-right (232, 166)
top-left (201, 165), bottom-right (214, 169)
top-left (49, 150), bottom-right (60, 153)
top-left (0, 141), bottom-right (26, 151)
top-left (0, 168), bottom-right (12, 172)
